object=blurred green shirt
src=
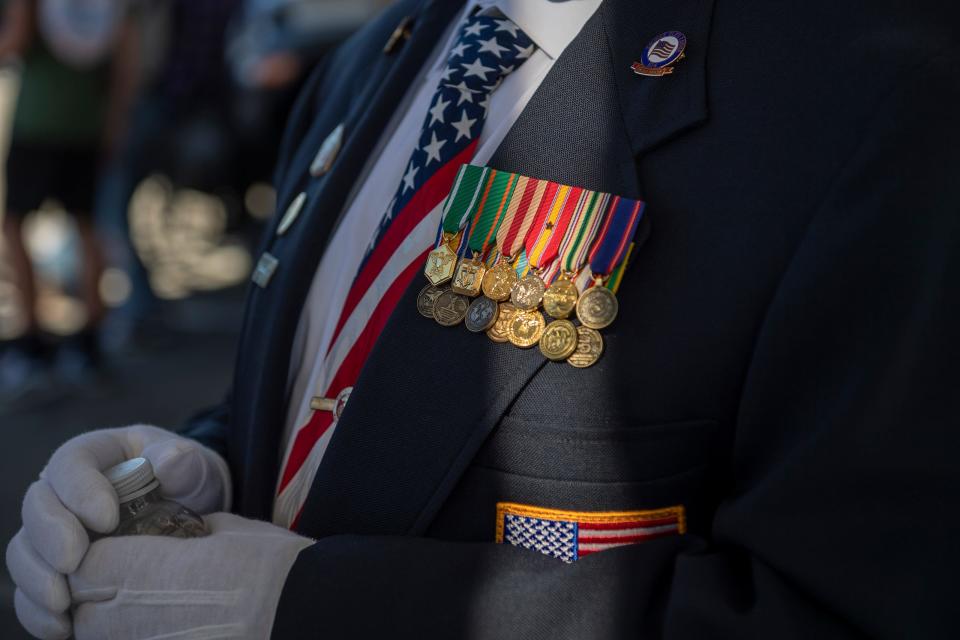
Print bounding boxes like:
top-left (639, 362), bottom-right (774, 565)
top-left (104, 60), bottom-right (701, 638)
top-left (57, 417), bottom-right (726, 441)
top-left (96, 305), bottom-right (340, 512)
top-left (12, 36), bottom-right (110, 147)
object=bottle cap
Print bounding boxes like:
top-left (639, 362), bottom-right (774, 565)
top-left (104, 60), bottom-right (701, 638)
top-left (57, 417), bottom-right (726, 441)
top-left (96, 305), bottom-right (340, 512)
top-left (104, 457), bottom-right (161, 503)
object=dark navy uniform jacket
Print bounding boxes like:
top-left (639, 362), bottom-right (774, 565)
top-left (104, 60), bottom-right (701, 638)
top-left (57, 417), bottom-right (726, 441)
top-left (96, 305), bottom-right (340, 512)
top-left (185, 0), bottom-right (960, 636)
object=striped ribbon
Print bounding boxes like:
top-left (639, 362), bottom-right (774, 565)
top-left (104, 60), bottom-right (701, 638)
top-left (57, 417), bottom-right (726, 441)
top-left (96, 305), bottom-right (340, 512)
top-left (587, 196), bottom-right (646, 278)
top-left (514, 249), bottom-right (529, 277)
top-left (605, 243), bottom-right (635, 294)
top-left (434, 165), bottom-right (489, 249)
top-left (441, 167), bottom-right (647, 288)
top-left (471, 172), bottom-right (521, 259)
top-left (523, 182), bottom-right (567, 269)
top-left (497, 176), bottom-right (550, 261)
top-left (459, 169), bottom-right (509, 256)
top-left (561, 192), bottom-right (609, 272)
top-left (541, 190), bottom-right (609, 285)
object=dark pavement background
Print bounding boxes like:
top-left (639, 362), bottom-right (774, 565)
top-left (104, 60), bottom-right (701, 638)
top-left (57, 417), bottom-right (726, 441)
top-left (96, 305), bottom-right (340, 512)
top-left (0, 289), bottom-right (243, 638)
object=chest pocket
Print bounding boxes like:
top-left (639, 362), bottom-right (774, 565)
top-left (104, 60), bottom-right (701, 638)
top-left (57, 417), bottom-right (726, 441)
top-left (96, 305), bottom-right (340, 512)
top-left (428, 415), bottom-right (725, 543)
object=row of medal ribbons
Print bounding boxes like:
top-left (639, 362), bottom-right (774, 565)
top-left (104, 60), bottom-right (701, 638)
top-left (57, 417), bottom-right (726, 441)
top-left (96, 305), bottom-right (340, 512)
top-left (418, 164), bottom-right (645, 369)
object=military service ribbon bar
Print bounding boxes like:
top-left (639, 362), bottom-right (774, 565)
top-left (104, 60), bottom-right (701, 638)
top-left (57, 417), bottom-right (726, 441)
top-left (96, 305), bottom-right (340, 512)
top-left (419, 165), bottom-right (648, 368)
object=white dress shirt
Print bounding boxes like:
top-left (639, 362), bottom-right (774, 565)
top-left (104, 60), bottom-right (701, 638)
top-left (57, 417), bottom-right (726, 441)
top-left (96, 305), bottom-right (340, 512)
top-left (277, 0), bottom-right (602, 506)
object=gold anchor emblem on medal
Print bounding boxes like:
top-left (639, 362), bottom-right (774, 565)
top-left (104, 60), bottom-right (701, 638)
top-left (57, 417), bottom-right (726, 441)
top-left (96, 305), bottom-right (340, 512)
top-left (451, 254), bottom-right (486, 297)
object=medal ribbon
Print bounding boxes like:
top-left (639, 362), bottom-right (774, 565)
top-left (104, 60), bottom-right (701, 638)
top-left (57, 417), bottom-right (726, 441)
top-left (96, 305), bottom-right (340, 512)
top-left (458, 168), bottom-right (499, 258)
top-left (587, 195), bottom-right (646, 278)
top-left (468, 171), bottom-right (520, 257)
top-left (524, 183), bottom-right (577, 269)
top-left (561, 191), bottom-right (609, 272)
top-left (433, 165), bottom-right (489, 249)
top-left (541, 190), bottom-right (607, 284)
top-left (514, 249), bottom-right (529, 277)
top-left (605, 243), bottom-right (635, 294)
top-left (497, 176), bottom-right (550, 259)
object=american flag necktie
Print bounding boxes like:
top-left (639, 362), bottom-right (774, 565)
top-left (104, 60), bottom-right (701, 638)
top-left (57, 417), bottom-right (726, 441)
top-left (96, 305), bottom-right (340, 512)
top-left (274, 13), bottom-right (536, 527)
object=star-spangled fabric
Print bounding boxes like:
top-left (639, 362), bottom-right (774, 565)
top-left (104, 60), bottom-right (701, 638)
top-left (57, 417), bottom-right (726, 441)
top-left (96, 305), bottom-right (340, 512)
top-left (273, 13), bottom-right (536, 528)
top-left (502, 512), bottom-right (684, 563)
top-left (361, 13), bottom-right (536, 264)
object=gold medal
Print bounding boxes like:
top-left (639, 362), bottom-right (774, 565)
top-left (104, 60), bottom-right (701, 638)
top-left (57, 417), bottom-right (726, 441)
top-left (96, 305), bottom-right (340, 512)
top-left (416, 284), bottom-right (447, 319)
top-left (451, 257), bottom-right (486, 297)
top-left (465, 296), bottom-right (499, 333)
top-left (538, 319), bottom-right (578, 361)
top-left (576, 285), bottom-right (619, 329)
top-left (510, 273), bottom-right (545, 311)
top-left (481, 261), bottom-right (517, 301)
top-left (567, 325), bottom-right (604, 368)
top-left (507, 309), bottom-right (546, 348)
top-left (424, 234), bottom-right (459, 286)
top-left (486, 302), bottom-right (516, 343)
top-left (433, 290), bottom-right (469, 326)
top-left (542, 276), bottom-right (579, 319)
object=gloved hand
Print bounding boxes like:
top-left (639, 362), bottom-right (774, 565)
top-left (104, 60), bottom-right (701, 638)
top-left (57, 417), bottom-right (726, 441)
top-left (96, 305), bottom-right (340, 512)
top-left (68, 513), bottom-right (314, 640)
top-left (6, 424), bottom-right (231, 639)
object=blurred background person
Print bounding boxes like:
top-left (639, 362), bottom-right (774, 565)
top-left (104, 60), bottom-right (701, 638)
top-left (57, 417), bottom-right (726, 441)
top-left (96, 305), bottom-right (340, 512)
top-left (94, 0), bottom-right (241, 346)
top-left (0, 2), bottom-right (383, 635)
top-left (226, 0), bottom-right (382, 180)
top-left (0, 0), bottom-right (138, 391)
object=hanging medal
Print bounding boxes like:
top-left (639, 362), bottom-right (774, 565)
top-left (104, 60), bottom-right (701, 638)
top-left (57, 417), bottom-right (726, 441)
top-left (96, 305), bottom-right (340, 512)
top-left (535, 190), bottom-right (608, 361)
top-left (451, 169), bottom-right (514, 298)
top-left (576, 196), bottom-right (646, 331)
top-left (422, 165), bottom-right (488, 325)
top-left (510, 183), bottom-right (579, 308)
top-left (564, 243), bottom-right (635, 368)
top-left (478, 174), bottom-right (530, 302)
top-left (507, 184), bottom-right (583, 348)
top-left (423, 165), bottom-right (485, 285)
top-left (540, 190), bottom-right (609, 319)
top-left (461, 171), bottom-right (521, 332)
top-left (477, 173), bottom-right (550, 345)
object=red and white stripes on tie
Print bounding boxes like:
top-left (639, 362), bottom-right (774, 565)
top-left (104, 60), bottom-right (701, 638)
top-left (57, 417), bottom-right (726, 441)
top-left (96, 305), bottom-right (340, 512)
top-left (274, 14), bottom-right (536, 528)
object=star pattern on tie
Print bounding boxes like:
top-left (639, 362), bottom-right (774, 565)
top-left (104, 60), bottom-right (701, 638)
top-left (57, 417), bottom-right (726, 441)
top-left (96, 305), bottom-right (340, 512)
top-left (451, 110), bottom-right (477, 142)
top-left (360, 15), bottom-right (535, 264)
top-left (402, 162), bottom-right (419, 192)
top-left (428, 96), bottom-right (450, 125)
top-left (478, 36), bottom-right (509, 57)
top-left (422, 131), bottom-right (447, 164)
top-left (461, 58), bottom-right (496, 80)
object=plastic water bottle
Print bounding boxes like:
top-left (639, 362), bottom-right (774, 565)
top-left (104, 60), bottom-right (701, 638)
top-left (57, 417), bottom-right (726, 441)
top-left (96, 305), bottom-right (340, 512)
top-left (104, 457), bottom-right (209, 538)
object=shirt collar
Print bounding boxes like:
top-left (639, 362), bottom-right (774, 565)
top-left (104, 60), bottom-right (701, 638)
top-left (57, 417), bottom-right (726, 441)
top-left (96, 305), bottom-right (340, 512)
top-left (434, 0), bottom-right (600, 67)
top-left (476, 0), bottom-right (601, 60)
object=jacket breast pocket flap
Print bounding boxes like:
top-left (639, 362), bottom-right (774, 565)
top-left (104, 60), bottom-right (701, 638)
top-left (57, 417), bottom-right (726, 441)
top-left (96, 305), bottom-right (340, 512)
top-left (473, 416), bottom-right (724, 484)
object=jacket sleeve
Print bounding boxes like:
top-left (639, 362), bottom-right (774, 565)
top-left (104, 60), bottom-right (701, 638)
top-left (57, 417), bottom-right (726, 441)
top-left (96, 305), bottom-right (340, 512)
top-left (270, 53), bottom-right (960, 639)
top-left (178, 394), bottom-right (232, 460)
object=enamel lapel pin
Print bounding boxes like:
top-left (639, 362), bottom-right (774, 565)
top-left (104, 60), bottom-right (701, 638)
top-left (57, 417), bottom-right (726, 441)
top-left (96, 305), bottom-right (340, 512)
top-left (632, 31), bottom-right (687, 77)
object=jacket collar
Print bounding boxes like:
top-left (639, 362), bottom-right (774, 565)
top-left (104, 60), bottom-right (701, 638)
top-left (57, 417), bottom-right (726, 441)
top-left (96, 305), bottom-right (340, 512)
top-left (601, 0), bottom-right (714, 156)
top-left (230, 0), bottom-right (469, 519)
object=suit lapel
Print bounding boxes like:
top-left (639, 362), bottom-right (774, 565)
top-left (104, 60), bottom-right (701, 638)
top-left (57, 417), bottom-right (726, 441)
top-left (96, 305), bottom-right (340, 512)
top-left (602, 0), bottom-right (714, 156)
top-left (296, 0), bottom-right (715, 538)
top-left (230, 0), bottom-right (467, 519)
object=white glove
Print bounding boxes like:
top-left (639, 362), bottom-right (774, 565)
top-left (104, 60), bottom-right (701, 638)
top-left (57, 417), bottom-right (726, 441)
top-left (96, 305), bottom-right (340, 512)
top-left (68, 513), bottom-right (314, 640)
top-left (6, 424), bottom-right (231, 639)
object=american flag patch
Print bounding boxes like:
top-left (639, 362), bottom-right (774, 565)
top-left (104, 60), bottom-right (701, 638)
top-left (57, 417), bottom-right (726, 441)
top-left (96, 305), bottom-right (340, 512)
top-left (495, 503), bottom-right (686, 563)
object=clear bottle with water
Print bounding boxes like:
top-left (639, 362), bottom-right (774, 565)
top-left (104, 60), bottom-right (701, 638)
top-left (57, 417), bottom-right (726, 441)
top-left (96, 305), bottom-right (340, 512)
top-left (104, 457), bottom-right (209, 538)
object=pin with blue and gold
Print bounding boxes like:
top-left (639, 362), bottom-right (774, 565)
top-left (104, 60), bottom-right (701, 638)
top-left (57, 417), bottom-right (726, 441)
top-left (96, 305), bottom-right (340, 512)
top-left (631, 31), bottom-right (686, 77)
